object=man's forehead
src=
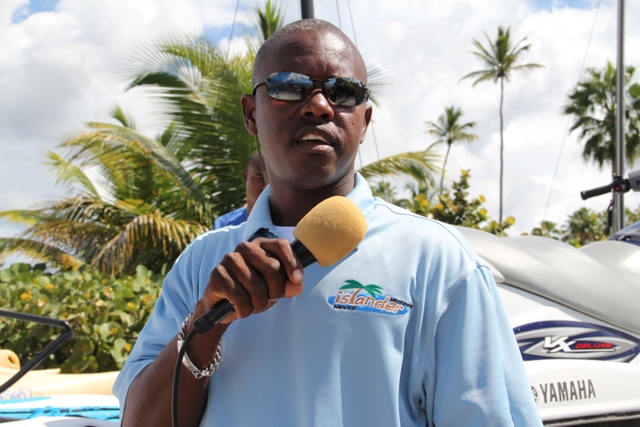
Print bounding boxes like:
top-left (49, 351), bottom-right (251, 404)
top-left (258, 29), bottom-right (363, 79)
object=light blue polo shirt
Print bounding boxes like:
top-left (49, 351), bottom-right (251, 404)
top-left (114, 173), bottom-right (541, 426)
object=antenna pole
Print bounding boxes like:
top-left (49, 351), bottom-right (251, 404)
top-left (301, 0), bottom-right (314, 19)
top-left (613, 0), bottom-right (625, 233)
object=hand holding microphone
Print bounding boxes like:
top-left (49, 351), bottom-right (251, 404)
top-left (194, 196), bottom-right (367, 334)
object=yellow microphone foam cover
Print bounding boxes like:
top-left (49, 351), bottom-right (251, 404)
top-left (293, 196), bottom-right (367, 267)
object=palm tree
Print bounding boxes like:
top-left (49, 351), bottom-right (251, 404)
top-left (561, 207), bottom-right (607, 248)
top-left (563, 61), bottom-right (640, 175)
top-left (0, 108), bottom-right (209, 275)
top-left (461, 26), bottom-right (543, 223)
top-left (123, 35), bottom-right (257, 216)
top-left (425, 106), bottom-right (478, 191)
top-left (358, 148), bottom-right (441, 188)
top-left (340, 279), bottom-right (383, 299)
top-left (248, 0), bottom-right (288, 54)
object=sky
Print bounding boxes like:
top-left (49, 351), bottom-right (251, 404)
top-left (1, 0), bottom-right (639, 252)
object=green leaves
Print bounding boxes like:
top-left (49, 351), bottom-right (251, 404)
top-left (462, 26), bottom-right (543, 85)
top-left (340, 280), bottom-right (384, 298)
top-left (0, 263), bottom-right (162, 373)
top-left (425, 105), bottom-right (478, 191)
top-left (564, 61), bottom-right (640, 172)
top-left (402, 170), bottom-right (516, 236)
top-left (359, 149), bottom-right (442, 193)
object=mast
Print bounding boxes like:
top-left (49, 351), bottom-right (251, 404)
top-left (614, 0), bottom-right (625, 232)
top-left (301, 0), bottom-right (314, 19)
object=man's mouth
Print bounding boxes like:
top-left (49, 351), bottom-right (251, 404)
top-left (299, 133), bottom-right (330, 144)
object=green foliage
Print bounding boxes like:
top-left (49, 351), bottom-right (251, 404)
top-left (370, 181), bottom-right (399, 204)
top-left (564, 61), bottom-right (640, 173)
top-left (528, 205), bottom-right (640, 247)
top-left (628, 206), bottom-right (640, 224)
top-left (401, 170), bottom-right (516, 236)
top-left (562, 207), bottom-right (608, 247)
top-left (531, 220), bottom-right (564, 240)
top-left (358, 149), bottom-right (441, 192)
top-left (425, 105), bottom-right (478, 190)
top-left (0, 263), bottom-right (162, 373)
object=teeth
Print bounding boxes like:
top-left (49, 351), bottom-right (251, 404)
top-left (301, 134), bottom-right (328, 143)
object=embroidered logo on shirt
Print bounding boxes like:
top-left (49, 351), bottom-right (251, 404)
top-left (327, 279), bottom-right (412, 315)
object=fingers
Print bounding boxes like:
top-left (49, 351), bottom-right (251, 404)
top-left (204, 238), bottom-right (304, 322)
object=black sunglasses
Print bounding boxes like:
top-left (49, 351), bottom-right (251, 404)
top-left (252, 71), bottom-right (370, 106)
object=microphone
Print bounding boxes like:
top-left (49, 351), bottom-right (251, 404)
top-left (193, 196), bottom-right (367, 334)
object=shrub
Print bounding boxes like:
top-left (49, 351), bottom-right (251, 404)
top-left (406, 170), bottom-right (516, 236)
top-left (0, 263), bottom-right (163, 373)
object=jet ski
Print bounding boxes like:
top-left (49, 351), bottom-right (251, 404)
top-left (454, 169), bottom-right (640, 426)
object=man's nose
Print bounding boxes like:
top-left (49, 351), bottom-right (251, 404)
top-left (300, 89), bottom-right (334, 120)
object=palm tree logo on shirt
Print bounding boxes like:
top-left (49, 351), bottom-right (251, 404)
top-left (339, 279), bottom-right (383, 299)
top-left (330, 279), bottom-right (411, 315)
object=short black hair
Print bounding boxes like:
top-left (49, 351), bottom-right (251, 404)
top-left (253, 19), bottom-right (365, 85)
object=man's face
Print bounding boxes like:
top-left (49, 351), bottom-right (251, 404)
top-left (243, 29), bottom-right (372, 194)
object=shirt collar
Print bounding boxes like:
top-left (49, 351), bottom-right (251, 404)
top-left (242, 172), bottom-right (374, 242)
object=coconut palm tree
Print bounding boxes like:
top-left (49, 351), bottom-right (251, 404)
top-left (461, 26), bottom-right (543, 223)
top-left (123, 35), bottom-right (257, 216)
top-left (0, 108), bottom-right (209, 275)
top-left (0, 3), bottom-right (284, 274)
top-left (425, 106), bottom-right (478, 191)
top-left (358, 149), bottom-right (441, 190)
top-left (563, 61), bottom-right (640, 175)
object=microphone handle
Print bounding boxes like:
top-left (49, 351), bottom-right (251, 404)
top-left (192, 239), bottom-right (316, 334)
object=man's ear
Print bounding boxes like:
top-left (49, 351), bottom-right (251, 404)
top-left (242, 169), bottom-right (248, 184)
top-left (241, 94), bottom-right (257, 135)
top-left (360, 104), bottom-right (373, 144)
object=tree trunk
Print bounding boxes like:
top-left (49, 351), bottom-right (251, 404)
top-left (440, 144), bottom-right (452, 192)
top-left (499, 77), bottom-right (505, 224)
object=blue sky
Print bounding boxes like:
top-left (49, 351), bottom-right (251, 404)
top-left (11, 0), bottom-right (59, 23)
top-left (530, 0), bottom-right (597, 11)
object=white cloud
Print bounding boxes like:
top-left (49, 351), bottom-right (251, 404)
top-left (0, 0), bottom-right (638, 246)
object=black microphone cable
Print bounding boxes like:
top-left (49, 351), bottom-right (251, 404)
top-left (172, 327), bottom-right (197, 427)
top-left (172, 299), bottom-right (234, 427)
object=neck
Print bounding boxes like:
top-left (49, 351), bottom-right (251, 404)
top-left (268, 175), bottom-right (356, 226)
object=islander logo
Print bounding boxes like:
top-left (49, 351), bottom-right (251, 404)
top-left (327, 280), bottom-right (412, 315)
top-left (514, 321), bottom-right (640, 362)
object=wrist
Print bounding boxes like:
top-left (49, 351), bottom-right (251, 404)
top-left (177, 313), bottom-right (222, 379)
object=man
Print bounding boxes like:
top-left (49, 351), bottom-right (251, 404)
top-left (114, 19), bottom-right (542, 426)
top-left (213, 151), bottom-right (266, 229)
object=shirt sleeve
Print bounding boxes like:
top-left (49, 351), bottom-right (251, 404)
top-left (429, 264), bottom-right (542, 427)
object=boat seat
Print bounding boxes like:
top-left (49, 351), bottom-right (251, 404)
top-left (454, 226), bottom-right (640, 335)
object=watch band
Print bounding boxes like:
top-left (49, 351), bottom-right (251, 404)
top-left (176, 313), bottom-right (222, 379)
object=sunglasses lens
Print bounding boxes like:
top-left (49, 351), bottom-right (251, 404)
top-left (266, 73), bottom-right (313, 101)
top-left (262, 72), bottom-right (369, 106)
top-left (326, 78), bottom-right (369, 106)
